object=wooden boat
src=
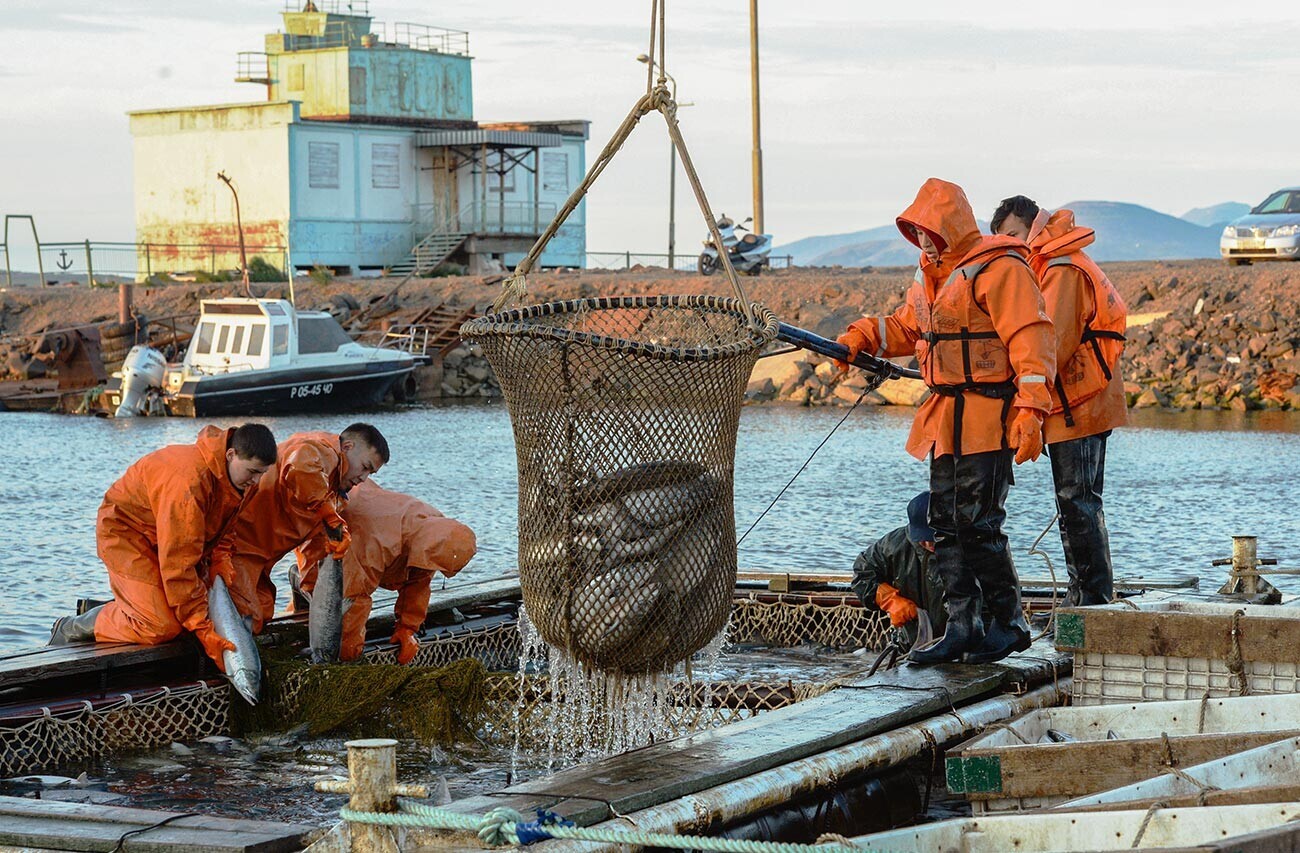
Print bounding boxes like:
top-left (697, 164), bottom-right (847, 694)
top-left (850, 802), bottom-right (1300, 853)
top-left (1058, 735), bottom-right (1300, 811)
top-left (946, 692), bottom-right (1300, 813)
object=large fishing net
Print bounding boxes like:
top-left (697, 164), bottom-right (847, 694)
top-left (464, 297), bottom-right (776, 674)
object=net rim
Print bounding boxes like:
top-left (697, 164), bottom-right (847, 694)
top-left (461, 294), bottom-right (778, 362)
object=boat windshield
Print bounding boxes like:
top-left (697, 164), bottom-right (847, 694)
top-left (298, 315), bottom-right (353, 354)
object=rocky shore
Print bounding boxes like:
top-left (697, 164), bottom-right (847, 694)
top-left (2, 258), bottom-right (1299, 411)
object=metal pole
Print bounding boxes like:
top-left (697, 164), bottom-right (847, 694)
top-left (145, 243), bottom-right (152, 280)
top-left (218, 171), bottom-right (252, 297)
top-left (84, 239), bottom-right (95, 288)
top-left (118, 282), bottom-right (133, 326)
top-left (749, 0), bottom-right (764, 236)
top-left (668, 143), bottom-right (677, 270)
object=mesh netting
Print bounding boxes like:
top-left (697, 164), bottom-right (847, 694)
top-left (729, 593), bottom-right (892, 651)
top-left (463, 296), bottom-right (778, 674)
top-left (0, 681), bottom-right (229, 777)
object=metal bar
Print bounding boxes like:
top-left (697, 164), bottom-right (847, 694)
top-left (776, 322), bottom-right (922, 380)
top-left (84, 239), bottom-right (94, 288)
top-left (749, 0), bottom-right (764, 235)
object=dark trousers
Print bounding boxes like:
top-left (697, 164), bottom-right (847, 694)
top-left (929, 449), bottom-right (1021, 626)
top-left (1048, 432), bottom-right (1114, 606)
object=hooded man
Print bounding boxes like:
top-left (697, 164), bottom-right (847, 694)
top-left (850, 492), bottom-right (946, 646)
top-left (292, 479), bottom-right (477, 663)
top-left (836, 178), bottom-right (1056, 664)
top-left (224, 422), bottom-right (390, 632)
top-left (993, 196), bottom-right (1127, 607)
top-left (50, 423), bottom-right (277, 671)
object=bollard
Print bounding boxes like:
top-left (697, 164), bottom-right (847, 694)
top-left (315, 738), bottom-right (429, 853)
top-left (1233, 535), bottom-right (1259, 596)
top-left (118, 282), bottom-right (134, 327)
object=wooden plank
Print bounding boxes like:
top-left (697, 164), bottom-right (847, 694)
top-left (1055, 605), bottom-right (1300, 661)
top-left (0, 795), bottom-right (316, 853)
top-left (437, 656), bottom-right (1038, 827)
top-left (950, 730), bottom-right (1300, 800)
top-left (737, 569), bottom-right (1199, 592)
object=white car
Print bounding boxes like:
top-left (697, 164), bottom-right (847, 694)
top-left (1220, 187), bottom-right (1300, 265)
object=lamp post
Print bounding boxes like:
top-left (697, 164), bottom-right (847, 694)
top-left (749, 0), bottom-right (764, 236)
top-left (637, 54), bottom-right (684, 271)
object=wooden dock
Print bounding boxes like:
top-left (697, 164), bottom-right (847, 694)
top-left (0, 795), bottom-right (318, 853)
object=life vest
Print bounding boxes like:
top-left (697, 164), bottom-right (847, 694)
top-left (912, 251), bottom-right (1025, 456)
top-left (1041, 254), bottom-right (1127, 427)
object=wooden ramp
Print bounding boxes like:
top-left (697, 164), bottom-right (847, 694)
top-left (433, 640), bottom-right (1069, 828)
top-left (0, 795), bottom-right (318, 853)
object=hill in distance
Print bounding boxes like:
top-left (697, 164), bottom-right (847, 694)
top-left (1181, 201), bottom-right (1251, 228)
top-left (778, 201), bottom-right (1221, 266)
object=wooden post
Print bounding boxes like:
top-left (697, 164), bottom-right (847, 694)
top-left (118, 282), bottom-right (133, 326)
top-left (346, 738), bottom-right (400, 853)
top-left (1234, 535), bottom-right (1259, 596)
top-left (84, 239), bottom-right (95, 288)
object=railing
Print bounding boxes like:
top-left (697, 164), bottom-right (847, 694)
top-left (459, 201), bottom-right (556, 235)
top-left (283, 0), bottom-right (370, 14)
top-left (585, 252), bottom-right (795, 272)
top-left (235, 52), bottom-right (270, 83)
top-left (276, 18), bottom-right (469, 56)
top-left (4, 239), bottom-right (288, 287)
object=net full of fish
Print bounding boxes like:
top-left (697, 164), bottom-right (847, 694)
top-left (210, 575), bottom-right (263, 705)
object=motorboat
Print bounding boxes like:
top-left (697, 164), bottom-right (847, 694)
top-left (104, 297), bottom-right (418, 417)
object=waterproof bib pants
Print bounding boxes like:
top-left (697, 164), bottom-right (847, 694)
top-left (1048, 432), bottom-right (1113, 606)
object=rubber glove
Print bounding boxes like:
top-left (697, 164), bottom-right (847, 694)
top-left (1008, 408), bottom-right (1045, 465)
top-left (340, 632), bottom-right (366, 663)
top-left (835, 326), bottom-right (871, 373)
top-left (391, 627), bottom-right (419, 666)
top-left (318, 499), bottom-right (351, 559)
top-left (875, 582), bottom-right (918, 627)
top-left (194, 621), bottom-right (236, 673)
top-left (209, 551), bottom-right (236, 587)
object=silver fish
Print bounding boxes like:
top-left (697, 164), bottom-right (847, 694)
top-left (308, 556), bottom-right (345, 664)
top-left (573, 562), bottom-right (664, 656)
top-left (620, 477), bottom-right (717, 530)
top-left (209, 575), bottom-right (262, 705)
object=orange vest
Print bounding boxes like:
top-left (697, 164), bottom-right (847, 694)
top-left (1037, 253), bottom-right (1127, 426)
top-left (913, 251), bottom-right (1027, 454)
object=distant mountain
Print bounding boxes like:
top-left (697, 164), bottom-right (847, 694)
top-left (779, 202), bottom-right (1219, 266)
top-left (1181, 202), bottom-right (1251, 229)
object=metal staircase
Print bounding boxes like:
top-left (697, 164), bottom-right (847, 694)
top-left (386, 230), bottom-right (468, 279)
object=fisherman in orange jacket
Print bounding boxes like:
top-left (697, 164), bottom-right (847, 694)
top-left (992, 196), bottom-right (1127, 607)
top-left (49, 424), bottom-right (278, 670)
top-left (224, 423), bottom-right (390, 632)
top-left (292, 479), bottom-right (477, 663)
top-left (836, 178), bottom-right (1056, 664)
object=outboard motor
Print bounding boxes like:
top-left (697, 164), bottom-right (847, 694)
top-left (114, 345), bottom-right (167, 418)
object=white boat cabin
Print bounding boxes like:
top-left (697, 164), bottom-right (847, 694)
top-left (181, 298), bottom-right (359, 378)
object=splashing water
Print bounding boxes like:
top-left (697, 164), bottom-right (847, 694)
top-left (511, 604), bottom-right (731, 774)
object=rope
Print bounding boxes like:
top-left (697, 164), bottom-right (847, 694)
top-left (1026, 514), bottom-right (1060, 641)
top-left (1197, 691), bottom-right (1209, 734)
top-left (112, 813), bottom-right (201, 853)
top-left (736, 385), bottom-right (879, 547)
top-left (1226, 609), bottom-right (1251, 696)
top-left (338, 801), bottom-right (878, 852)
top-left (985, 722), bottom-right (1031, 745)
top-left (1129, 802), bottom-right (1167, 848)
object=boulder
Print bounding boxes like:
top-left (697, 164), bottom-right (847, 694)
top-left (1133, 387), bottom-right (1169, 408)
top-left (876, 377), bottom-right (929, 407)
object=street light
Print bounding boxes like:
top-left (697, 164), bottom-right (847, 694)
top-left (637, 53), bottom-right (686, 271)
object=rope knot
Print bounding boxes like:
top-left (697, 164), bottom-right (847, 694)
top-left (513, 808), bottom-right (576, 845)
top-left (478, 806), bottom-right (524, 846)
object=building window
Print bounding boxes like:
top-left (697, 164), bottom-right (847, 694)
top-left (488, 163), bottom-right (516, 195)
top-left (542, 151), bottom-right (569, 193)
top-left (349, 67), bottom-right (367, 106)
top-left (308, 141), bottom-right (340, 189)
top-left (371, 143), bottom-right (400, 189)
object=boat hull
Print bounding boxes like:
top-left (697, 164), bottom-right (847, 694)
top-left (169, 361), bottom-right (414, 416)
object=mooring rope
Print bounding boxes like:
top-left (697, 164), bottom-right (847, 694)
top-left (337, 801), bottom-right (882, 852)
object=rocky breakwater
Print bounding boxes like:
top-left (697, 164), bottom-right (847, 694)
top-left (1123, 289), bottom-right (1300, 411)
top-left (744, 347), bottom-right (928, 408)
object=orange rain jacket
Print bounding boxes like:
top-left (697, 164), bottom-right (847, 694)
top-left (846, 179), bottom-right (1056, 459)
top-left (295, 480), bottom-right (477, 660)
top-left (225, 431), bottom-right (348, 631)
top-left (1028, 210), bottom-right (1128, 444)
top-left (94, 426), bottom-right (254, 644)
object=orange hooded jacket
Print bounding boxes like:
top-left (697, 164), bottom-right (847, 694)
top-left (224, 431), bottom-right (348, 631)
top-left (1028, 210), bottom-right (1128, 444)
top-left (847, 179), bottom-right (1056, 459)
top-left (294, 479), bottom-right (477, 660)
top-left (94, 425), bottom-right (254, 644)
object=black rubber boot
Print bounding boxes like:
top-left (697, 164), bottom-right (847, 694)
top-left (964, 613), bottom-right (1032, 664)
top-left (909, 603), bottom-right (985, 665)
top-left (48, 605), bottom-right (104, 646)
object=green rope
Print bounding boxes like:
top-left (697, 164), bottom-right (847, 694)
top-left (337, 800), bottom-right (885, 852)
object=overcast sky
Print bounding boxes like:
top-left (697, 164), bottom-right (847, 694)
top-left (2, 0), bottom-right (1298, 263)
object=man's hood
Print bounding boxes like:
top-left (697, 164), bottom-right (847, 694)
top-left (897, 178), bottom-right (982, 263)
top-left (196, 425), bottom-right (233, 484)
top-left (1031, 209), bottom-right (1095, 260)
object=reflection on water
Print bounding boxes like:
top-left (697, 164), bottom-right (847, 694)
top-left (3, 404), bottom-right (1300, 652)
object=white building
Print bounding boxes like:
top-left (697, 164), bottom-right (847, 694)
top-left (129, 1), bottom-right (588, 276)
